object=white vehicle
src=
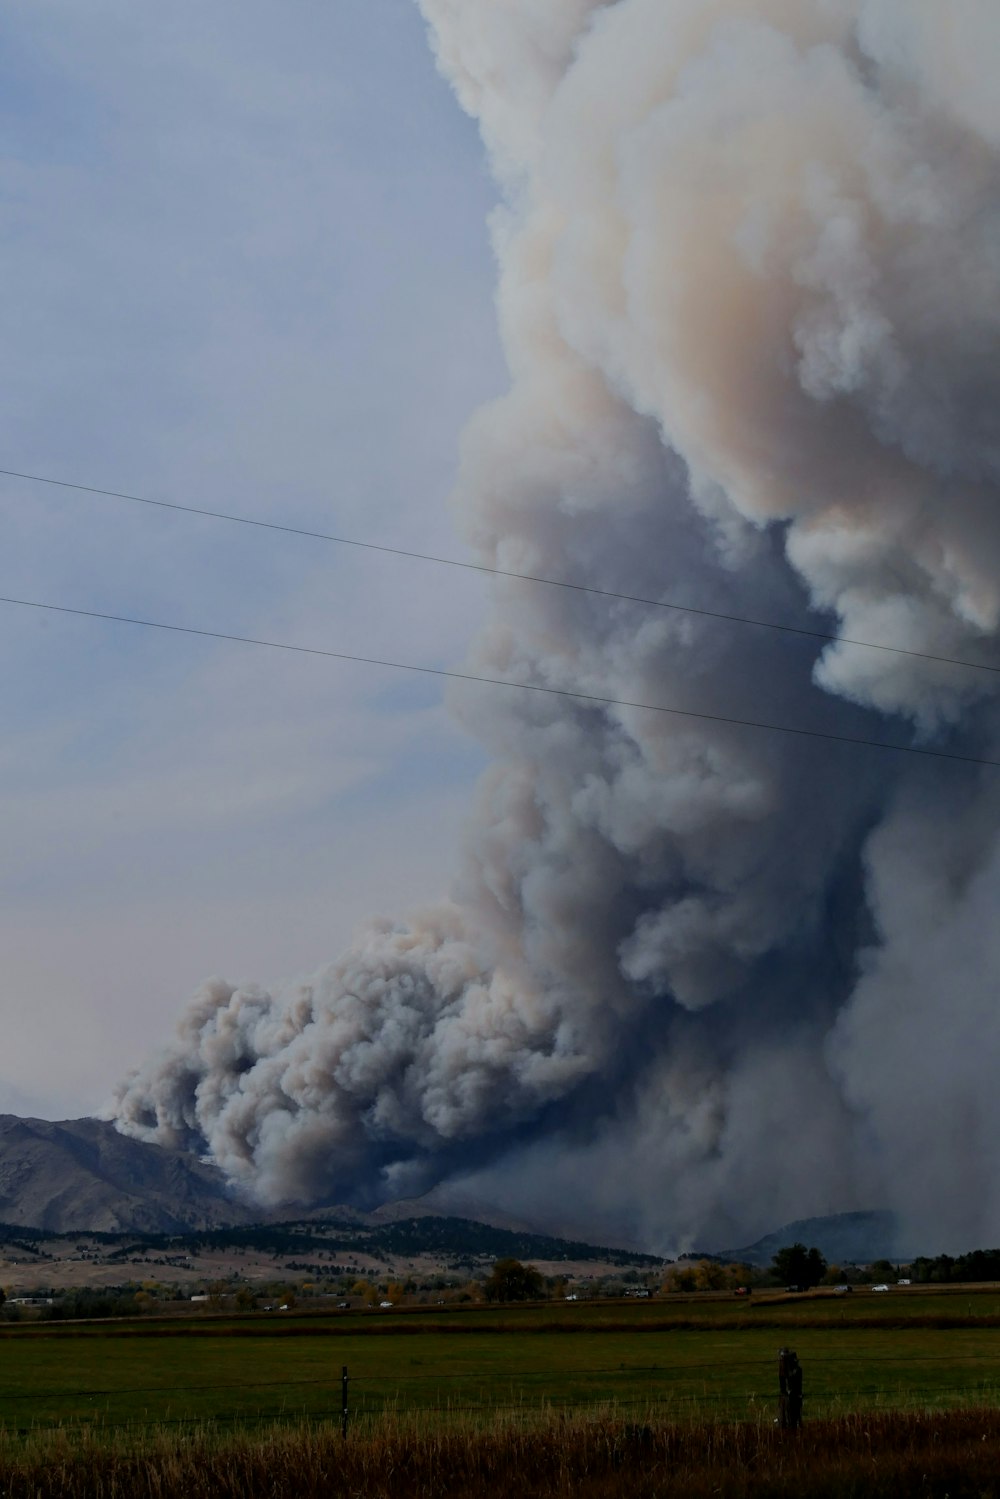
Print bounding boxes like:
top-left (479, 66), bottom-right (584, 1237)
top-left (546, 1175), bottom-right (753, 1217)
top-left (871, 1283), bottom-right (890, 1292)
top-left (379, 1300), bottom-right (394, 1308)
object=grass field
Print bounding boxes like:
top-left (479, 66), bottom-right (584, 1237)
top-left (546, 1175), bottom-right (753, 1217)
top-left (2, 1288), bottom-right (1000, 1435)
top-left (2, 1294), bottom-right (1000, 1495)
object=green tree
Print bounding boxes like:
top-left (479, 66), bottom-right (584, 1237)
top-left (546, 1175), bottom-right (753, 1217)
top-left (483, 1258), bottom-right (545, 1303)
top-left (771, 1243), bottom-right (827, 1288)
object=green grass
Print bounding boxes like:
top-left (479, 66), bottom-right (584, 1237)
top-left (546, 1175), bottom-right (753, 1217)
top-left (2, 1291), bottom-right (1000, 1435)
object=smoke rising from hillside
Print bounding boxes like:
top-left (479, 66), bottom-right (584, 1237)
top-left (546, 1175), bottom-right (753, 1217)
top-left (114, 0), bottom-right (1000, 1251)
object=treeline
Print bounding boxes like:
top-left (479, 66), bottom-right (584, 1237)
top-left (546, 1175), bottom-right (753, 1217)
top-left (909, 1249), bottom-right (1000, 1283)
top-left (362, 1217), bottom-right (662, 1267)
top-left (761, 1246), bottom-right (1000, 1287)
top-left (0, 1289), bottom-right (147, 1322)
top-left (663, 1244), bottom-right (1000, 1292)
top-left (171, 1216), bottom-right (662, 1267)
top-left (41, 1291), bottom-right (145, 1321)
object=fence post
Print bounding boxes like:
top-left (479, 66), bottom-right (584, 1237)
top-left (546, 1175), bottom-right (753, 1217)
top-left (341, 1365), bottom-right (349, 1438)
top-left (777, 1348), bottom-right (803, 1431)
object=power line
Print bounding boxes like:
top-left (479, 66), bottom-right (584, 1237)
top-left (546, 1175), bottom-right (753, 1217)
top-left (0, 591), bottom-right (995, 769)
top-left (3, 465), bottom-right (999, 680)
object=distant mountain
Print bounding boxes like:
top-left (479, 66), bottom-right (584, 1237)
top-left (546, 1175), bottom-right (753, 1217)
top-left (0, 1116), bottom-right (662, 1267)
top-left (0, 1115), bottom-right (256, 1233)
top-left (0, 1115), bottom-right (902, 1271)
top-left (715, 1211), bottom-right (912, 1267)
top-left (369, 1188), bottom-right (575, 1242)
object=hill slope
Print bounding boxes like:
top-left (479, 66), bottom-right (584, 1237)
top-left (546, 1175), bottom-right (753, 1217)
top-left (716, 1211), bottom-right (911, 1267)
top-left (0, 1115), bottom-right (911, 1272)
top-left (0, 1115), bottom-right (255, 1233)
top-left (0, 1117), bottom-right (663, 1265)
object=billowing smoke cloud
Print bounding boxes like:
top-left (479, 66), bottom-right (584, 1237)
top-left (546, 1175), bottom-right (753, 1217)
top-left (114, 0), bottom-right (1000, 1252)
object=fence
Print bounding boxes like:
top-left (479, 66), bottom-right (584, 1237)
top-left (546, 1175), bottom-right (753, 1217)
top-left (2, 1348), bottom-right (1000, 1441)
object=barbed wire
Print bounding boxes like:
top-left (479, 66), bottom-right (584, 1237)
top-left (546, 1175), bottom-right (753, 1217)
top-left (3, 1382), bottom-right (997, 1441)
top-left (3, 1347), bottom-right (999, 1408)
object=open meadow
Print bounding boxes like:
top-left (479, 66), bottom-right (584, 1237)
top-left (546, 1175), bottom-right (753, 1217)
top-left (4, 1288), bottom-right (1000, 1430)
top-left (3, 1288), bottom-right (1000, 1493)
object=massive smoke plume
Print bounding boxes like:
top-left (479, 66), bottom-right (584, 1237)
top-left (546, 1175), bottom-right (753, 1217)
top-left (114, 0), bottom-right (1000, 1252)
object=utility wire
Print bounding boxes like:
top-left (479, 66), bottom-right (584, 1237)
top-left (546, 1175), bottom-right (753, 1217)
top-left (3, 465), bottom-right (999, 679)
top-left (0, 592), bottom-right (996, 769)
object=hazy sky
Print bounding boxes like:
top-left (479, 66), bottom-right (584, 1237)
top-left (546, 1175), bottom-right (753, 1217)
top-left (0, 0), bottom-right (506, 1118)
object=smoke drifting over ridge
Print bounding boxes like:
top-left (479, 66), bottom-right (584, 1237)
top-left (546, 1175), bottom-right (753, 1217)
top-left (113, 0), bottom-right (1000, 1252)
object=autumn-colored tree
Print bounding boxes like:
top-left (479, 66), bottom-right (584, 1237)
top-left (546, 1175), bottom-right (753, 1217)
top-left (663, 1260), bottom-right (750, 1294)
top-left (691, 1259), bottom-right (730, 1292)
top-left (728, 1263), bottom-right (755, 1288)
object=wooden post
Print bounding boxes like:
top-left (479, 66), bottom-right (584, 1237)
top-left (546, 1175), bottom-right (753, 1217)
top-left (341, 1365), bottom-right (349, 1438)
top-left (777, 1348), bottom-right (803, 1431)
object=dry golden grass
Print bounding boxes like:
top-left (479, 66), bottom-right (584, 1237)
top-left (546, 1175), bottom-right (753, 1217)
top-left (3, 1406), bottom-right (1000, 1497)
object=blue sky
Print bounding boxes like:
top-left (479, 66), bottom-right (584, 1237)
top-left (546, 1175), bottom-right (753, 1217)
top-left (0, 0), bottom-right (506, 1117)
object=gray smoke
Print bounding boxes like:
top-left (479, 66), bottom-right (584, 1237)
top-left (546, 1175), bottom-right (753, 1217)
top-left (113, 0), bottom-right (1000, 1252)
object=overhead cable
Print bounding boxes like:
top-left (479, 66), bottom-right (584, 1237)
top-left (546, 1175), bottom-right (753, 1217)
top-left (0, 591), bottom-right (995, 769)
top-left (2, 465), bottom-right (999, 679)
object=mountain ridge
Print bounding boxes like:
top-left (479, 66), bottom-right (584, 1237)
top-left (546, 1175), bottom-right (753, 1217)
top-left (0, 1115), bottom-right (659, 1257)
top-left (0, 1114), bottom-right (258, 1233)
top-left (713, 1210), bottom-right (912, 1267)
top-left (0, 1114), bottom-right (910, 1268)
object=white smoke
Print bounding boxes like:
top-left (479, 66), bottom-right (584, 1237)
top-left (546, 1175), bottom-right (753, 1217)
top-left (114, 0), bottom-right (1000, 1252)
